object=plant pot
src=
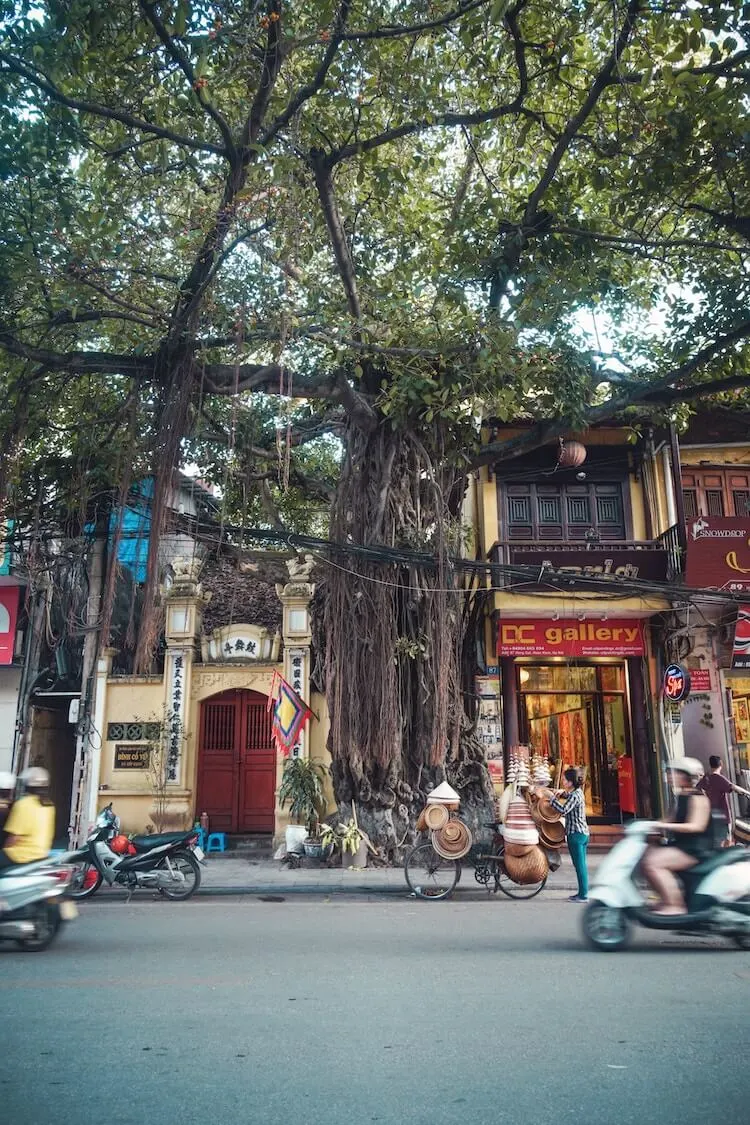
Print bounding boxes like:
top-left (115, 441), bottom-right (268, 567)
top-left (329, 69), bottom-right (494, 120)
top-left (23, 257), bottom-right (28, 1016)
top-left (304, 840), bottom-right (325, 859)
top-left (342, 840), bottom-right (368, 869)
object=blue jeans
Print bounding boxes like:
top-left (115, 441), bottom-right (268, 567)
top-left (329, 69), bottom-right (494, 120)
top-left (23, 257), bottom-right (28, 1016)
top-left (567, 832), bottom-right (589, 898)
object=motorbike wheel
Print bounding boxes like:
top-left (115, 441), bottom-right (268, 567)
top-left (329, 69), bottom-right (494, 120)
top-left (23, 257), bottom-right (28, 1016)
top-left (69, 863), bottom-right (103, 900)
top-left (157, 850), bottom-right (201, 900)
top-left (582, 902), bottom-right (631, 952)
top-left (16, 903), bottom-right (62, 952)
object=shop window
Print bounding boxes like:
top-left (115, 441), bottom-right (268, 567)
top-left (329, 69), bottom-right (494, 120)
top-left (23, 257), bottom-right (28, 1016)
top-left (682, 489), bottom-right (698, 519)
top-left (733, 490), bottom-right (750, 517)
top-left (505, 482), bottom-right (626, 541)
top-left (705, 489), bottom-right (725, 517)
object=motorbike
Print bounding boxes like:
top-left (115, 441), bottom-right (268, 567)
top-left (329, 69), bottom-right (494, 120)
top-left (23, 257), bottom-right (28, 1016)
top-left (582, 820), bottom-right (750, 951)
top-left (0, 864), bottom-right (78, 951)
top-left (48, 804), bottom-right (205, 901)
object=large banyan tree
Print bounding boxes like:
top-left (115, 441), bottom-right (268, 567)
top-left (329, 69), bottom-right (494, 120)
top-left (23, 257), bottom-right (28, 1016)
top-left (2, 0), bottom-right (750, 842)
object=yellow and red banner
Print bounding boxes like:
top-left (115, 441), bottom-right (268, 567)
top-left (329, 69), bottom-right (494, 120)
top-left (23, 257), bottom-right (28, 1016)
top-left (267, 671), bottom-right (313, 756)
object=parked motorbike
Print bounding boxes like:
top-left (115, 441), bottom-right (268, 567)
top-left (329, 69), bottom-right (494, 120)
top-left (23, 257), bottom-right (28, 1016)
top-left (51, 804), bottom-right (205, 901)
top-left (583, 821), bottom-right (750, 951)
top-left (0, 864), bottom-right (78, 951)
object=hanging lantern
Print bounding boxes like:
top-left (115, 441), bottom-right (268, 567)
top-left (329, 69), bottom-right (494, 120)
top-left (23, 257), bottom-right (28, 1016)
top-left (557, 439), bottom-right (587, 468)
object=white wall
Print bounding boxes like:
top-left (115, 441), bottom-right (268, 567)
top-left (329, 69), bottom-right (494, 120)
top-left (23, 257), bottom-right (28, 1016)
top-left (0, 667), bottom-right (21, 771)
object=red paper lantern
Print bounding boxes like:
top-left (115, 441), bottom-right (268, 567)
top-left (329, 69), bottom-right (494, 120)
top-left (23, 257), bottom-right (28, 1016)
top-left (557, 440), bottom-right (587, 468)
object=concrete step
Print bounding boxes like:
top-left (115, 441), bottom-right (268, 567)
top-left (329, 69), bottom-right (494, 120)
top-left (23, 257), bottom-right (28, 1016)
top-left (588, 824), bottom-right (624, 851)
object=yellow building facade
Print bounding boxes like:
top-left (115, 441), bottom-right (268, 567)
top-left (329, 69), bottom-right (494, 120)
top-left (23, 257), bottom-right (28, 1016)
top-left (91, 557), bottom-right (333, 841)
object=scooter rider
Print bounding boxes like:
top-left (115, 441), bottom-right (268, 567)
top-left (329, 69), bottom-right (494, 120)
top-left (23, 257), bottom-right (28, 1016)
top-left (0, 767), bottom-right (55, 871)
top-left (642, 757), bottom-right (712, 916)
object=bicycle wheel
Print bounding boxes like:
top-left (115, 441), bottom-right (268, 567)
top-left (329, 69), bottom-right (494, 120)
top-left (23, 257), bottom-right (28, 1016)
top-left (493, 845), bottom-right (547, 900)
top-left (404, 842), bottom-right (460, 900)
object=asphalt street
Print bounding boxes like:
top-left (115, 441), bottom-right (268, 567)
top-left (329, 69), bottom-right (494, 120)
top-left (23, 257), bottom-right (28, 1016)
top-left (1, 896), bottom-right (748, 1125)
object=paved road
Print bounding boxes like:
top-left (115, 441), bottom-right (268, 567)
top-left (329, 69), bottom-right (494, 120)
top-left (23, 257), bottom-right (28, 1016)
top-left (1, 897), bottom-right (748, 1125)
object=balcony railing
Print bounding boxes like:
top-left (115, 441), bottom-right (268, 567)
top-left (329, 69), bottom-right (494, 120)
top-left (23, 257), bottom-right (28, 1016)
top-left (490, 525), bottom-right (683, 589)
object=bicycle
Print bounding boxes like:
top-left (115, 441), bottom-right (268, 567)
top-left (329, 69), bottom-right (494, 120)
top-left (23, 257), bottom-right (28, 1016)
top-left (472, 820), bottom-right (548, 900)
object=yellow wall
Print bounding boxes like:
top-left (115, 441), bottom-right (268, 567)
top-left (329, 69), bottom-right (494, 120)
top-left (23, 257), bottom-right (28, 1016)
top-left (492, 592), bottom-right (671, 618)
top-left (681, 445), bottom-right (750, 467)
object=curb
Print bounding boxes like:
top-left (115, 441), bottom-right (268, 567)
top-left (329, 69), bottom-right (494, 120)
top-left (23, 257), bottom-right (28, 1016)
top-left (89, 880), bottom-right (582, 900)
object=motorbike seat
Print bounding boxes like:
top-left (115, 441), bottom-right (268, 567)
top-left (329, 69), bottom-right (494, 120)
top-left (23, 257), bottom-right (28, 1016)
top-left (690, 848), bottom-right (748, 878)
top-left (129, 831), bottom-right (193, 851)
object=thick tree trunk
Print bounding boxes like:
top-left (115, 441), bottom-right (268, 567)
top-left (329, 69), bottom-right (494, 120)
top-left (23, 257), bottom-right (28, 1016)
top-left (324, 424), bottom-right (493, 853)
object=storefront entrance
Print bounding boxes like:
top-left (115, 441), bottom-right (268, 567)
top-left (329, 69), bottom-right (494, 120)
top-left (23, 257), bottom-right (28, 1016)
top-left (517, 664), bottom-right (631, 821)
top-left (196, 689), bottom-right (276, 833)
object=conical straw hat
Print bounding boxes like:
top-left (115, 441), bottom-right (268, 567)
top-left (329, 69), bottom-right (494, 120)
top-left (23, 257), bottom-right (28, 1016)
top-left (427, 781), bottom-right (460, 804)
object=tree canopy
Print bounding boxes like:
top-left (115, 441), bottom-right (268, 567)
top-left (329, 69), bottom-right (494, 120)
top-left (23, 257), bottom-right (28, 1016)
top-left (3, 0), bottom-right (750, 838)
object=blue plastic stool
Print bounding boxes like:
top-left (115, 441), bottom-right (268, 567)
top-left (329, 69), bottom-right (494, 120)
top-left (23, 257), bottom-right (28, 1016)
top-left (206, 832), bottom-right (227, 854)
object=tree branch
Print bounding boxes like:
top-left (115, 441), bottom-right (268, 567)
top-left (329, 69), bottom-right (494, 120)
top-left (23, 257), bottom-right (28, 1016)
top-left (0, 332), bottom-right (150, 377)
top-left (0, 51), bottom-right (227, 156)
top-left (138, 0), bottom-right (238, 160)
top-left (340, 0), bottom-right (489, 41)
top-left (551, 225), bottom-right (748, 255)
top-left (523, 0), bottom-right (641, 225)
top-left (471, 319), bottom-right (750, 468)
top-left (261, 0), bottom-right (353, 145)
top-left (310, 154), bottom-right (362, 323)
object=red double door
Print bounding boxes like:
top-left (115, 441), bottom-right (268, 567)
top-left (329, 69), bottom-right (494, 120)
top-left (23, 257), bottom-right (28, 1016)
top-left (196, 689), bottom-right (276, 833)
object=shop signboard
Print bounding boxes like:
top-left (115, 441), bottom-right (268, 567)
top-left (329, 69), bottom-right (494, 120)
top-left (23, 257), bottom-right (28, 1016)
top-left (688, 668), bottom-right (711, 692)
top-left (497, 617), bottom-right (645, 657)
top-left (663, 663), bottom-right (691, 702)
top-left (732, 605), bottom-right (750, 669)
top-left (0, 585), bottom-right (19, 665)
top-left (507, 546), bottom-right (670, 582)
top-left (684, 516), bottom-right (750, 592)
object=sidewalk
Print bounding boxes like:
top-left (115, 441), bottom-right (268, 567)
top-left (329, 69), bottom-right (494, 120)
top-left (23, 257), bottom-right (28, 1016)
top-left (186, 851), bottom-right (603, 899)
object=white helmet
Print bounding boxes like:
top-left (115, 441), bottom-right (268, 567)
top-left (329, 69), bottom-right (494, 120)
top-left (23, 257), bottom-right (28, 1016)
top-left (667, 757), bottom-right (704, 783)
top-left (0, 771), bottom-right (15, 791)
top-left (19, 766), bottom-right (50, 789)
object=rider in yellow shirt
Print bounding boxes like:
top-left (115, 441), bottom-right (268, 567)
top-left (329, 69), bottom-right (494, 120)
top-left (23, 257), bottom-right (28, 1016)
top-left (0, 767), bottom-right (55, 869)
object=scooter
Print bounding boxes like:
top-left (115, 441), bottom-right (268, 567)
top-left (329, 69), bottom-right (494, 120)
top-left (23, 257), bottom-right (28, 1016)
top-left (40, 804), bottom-right (205, 901)
top-left (0, 864), bottom-right (78, 951)
top-left (582, 821), bottom-right (750, 951)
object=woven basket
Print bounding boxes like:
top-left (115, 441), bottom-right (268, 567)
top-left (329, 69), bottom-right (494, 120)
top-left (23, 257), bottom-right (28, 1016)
top-left (538, 819), bottom-right (565, 848)
top-left (415, 808), bottom-right (428, 833)
top-left (424, 803), bottom-right (449, 831)
top-left (432, 820), bottom-right (472, 860)
top-left (504, 842), bottom-right (534, 858)
top-left (536, 796), bottom-right (562, 823)
top-left (502, 845), bottom-right (548, 885)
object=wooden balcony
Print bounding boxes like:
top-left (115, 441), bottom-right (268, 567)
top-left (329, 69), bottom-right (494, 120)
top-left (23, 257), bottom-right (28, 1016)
top-left (490, 525), bottom-right (682, 588)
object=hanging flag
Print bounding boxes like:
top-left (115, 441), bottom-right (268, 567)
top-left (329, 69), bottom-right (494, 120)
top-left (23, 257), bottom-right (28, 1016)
top-left (732, 605), bottom-right (750, 669)
top-left (267, 671), bottom-right (313, 756)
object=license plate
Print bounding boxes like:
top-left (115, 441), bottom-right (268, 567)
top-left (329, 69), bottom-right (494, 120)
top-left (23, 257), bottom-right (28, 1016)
top-left (193, 846), bottom-right (205, 862)
top-left (60, 901), bottom-right (78, 921)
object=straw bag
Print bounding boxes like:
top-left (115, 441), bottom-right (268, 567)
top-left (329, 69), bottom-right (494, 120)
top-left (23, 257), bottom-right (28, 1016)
top-left (503, 842), bottom-right (534, 858)
top-left (502, 845), bottom-right (548, 885)
top-left (424, 803), bottom-right (449, 831)
top-left (415, 808), bottom-right (428, 833)
top-left (432, 819), bottom-right (473, 860)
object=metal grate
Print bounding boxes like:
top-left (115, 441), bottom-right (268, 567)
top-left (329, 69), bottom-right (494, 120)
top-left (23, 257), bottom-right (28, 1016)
top-left (682, 489), bottom-right (698, 519)
top-left (706, 489), bottom-right (725, 517)
top-left (734, 490), bottom-right (750, 517)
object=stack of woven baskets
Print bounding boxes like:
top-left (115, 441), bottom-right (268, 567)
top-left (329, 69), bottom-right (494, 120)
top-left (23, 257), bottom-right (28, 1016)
top-left (497, 785), bottom-right (565, 883)
top-left (415, 782), bottom-right (473, 860)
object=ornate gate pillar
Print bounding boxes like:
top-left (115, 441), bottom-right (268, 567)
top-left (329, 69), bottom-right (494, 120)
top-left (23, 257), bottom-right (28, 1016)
top-left (163, 558), bottom-right (211, 785)
top-left (276, 556), bottom-right (315, 759)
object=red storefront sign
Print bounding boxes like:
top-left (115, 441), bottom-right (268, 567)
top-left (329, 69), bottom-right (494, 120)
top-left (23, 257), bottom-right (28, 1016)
top-left (497, 618), bottom-right (645, 657)
top-left (688, 668), bottom-right (711, 692)
top-left (0, 585), bottom-right (19, 665)
top-left (684, 516), bottom-right (750, 592)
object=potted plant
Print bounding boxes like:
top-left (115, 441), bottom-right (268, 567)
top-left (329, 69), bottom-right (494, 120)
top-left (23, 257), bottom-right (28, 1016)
top-left (278, 757), bottom-right (327, 857)
top-left (337, 817), bottom-right (368, 869)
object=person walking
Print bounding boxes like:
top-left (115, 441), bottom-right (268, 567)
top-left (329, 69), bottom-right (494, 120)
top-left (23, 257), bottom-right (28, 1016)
top-left (550, 768), bottom-right (589, 902)
top-left (697, 755), bottom-right (750, 846)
